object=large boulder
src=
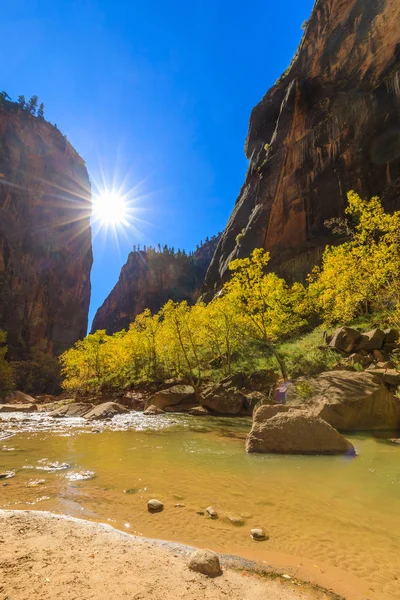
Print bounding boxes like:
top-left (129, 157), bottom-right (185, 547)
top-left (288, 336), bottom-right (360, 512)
top-left (83, 402), bottom-right (129, 420)
top-left (253, 404), bottom-right (290, 424)
top-left (246, 411), bottom-right (355, 455)
top-left (329, 327), bottom-right (361, 353)
top-left (145, 385), bottom-right (195, 410)
top-left (286, 370), bottom-right (400, 431)
top-left (50, 403), bottom-right (94, 418)
top-left (201, 383), bottom-right (245, 415)
top-left (5, 391), bottom-right (36, 404)
top-left (355, 329), bottom-right (386, 351)
top-left (0, 403), bottom-right (37, 413)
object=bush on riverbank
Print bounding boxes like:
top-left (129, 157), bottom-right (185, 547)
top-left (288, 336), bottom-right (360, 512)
top-left (60, 192), bottom-right (400, 395)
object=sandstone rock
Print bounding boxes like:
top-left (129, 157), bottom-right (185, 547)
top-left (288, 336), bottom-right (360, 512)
top-left (253, 404), bottom-right (290, 424)
top-left (201, 383), bottom-right (245, 415)
top-left (50, 403), bottom-right (94, 418)
top-left (5, 391), bottom-right (36, 404)
top-left (246, 411), bottom-right (355, 455)
top-left (241, 391), bottom-right (276, 416)
top-left (329, 327), bottom-right (361, 353)
top-left (0, 104), bottom-right (92, 360)
top-left (0, 471), bottom-right (15, 479)
top-left (188, 549), bottom-right (221, 577)
top-left (356, 329), bottom-right (386, 352)
top-left (366, 369), bottom-right (400, 387)
top-left (145, 385), bottom-right (195, 411)
top-left (250, 528), bottom-right (268, 541)
top-left (147, 499), bottom-right (164, 513)
top-left (143, 405), bottom-right (165, 415)
top-left (286, 371), bottom-right (400, 431)
top-left (229, 516), bottom-right (245, 526)
top-left (201, 0), bottom-right (400, 297)
top-left (83, 402), bottom-right (129, 420)
top-left (188, 406), bottom-right (210, 416)
top-left (0, 404), bottom-right (37, 413)
top-left (120, 391), bottom-right (146, 411)
top-left (91, 238), bottom-right (220, 335)
top-left (384, 329), bottom-right (399, 344)
top-left (206, 506), bottom-right (218, 519)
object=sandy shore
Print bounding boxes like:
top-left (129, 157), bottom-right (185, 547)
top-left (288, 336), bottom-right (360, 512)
top-left (0, 510), bottom-right (343, 600)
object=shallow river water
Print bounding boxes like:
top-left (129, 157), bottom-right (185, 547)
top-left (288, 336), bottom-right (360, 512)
top-left (0, 411), bottom-right (399, 599)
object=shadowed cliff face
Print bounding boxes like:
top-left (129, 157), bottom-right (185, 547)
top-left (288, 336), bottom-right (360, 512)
top-left (203, 0), bottom-right (400, 297)
top-left (0, 105), bottom-right (92, 359)
top-left (91, 237), bottom-right (220, 335)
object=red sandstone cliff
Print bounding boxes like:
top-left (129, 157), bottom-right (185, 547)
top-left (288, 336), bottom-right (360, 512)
top-left (91, 237), bottom-right (220, 335)
top-left (0, 103), bottom-right (92, 359)
top-left (203, 0), bottom-right (400, 297)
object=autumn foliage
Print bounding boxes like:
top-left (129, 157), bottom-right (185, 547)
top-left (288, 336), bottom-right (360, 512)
top-left (60, 192), bottom-right (400, 393)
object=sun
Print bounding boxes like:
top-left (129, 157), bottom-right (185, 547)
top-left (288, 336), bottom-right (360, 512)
top-left (93, 191), bottom-right (128, 226)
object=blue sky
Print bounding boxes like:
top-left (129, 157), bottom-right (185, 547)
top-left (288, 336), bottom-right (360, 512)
top-left (1, 0), bottom-right (314, 328)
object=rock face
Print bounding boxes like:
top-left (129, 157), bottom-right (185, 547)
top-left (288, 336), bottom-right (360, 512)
top-left (145, 385), bottom-right (196, 410)
top-left (246, 409), bottom-right (355, 455)
top-left (203, 0), bottom-right (400, 297)
top-left (83, 402), bottom-right (129, 420)
top-left (92, 236), bottom-right (220, 335)
top-left (0, 101), bottom-right (92, 359)
top-left (286, 370), bottom-right (400, 431)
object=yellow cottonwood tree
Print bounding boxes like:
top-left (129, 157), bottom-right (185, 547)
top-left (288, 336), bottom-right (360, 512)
top-left (224, 248), bottom-right (308, 378)
top-left (308, 191), bottom-right (400, 324)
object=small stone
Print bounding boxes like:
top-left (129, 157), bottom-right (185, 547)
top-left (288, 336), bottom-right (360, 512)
top-left (282, 574), bottom-right (292, 580)
top-left (27, 479), bottom-right (46, 487)
top-left (206, 506), bottom-right (218, 519)
top-left (188, 549), bottom-right (221, 577)
top-left (124, 488), bottom-right (138, 494)
top-left (175, 503), bottom-right (185, 508)
top-left (196, 511), bottom-right (205, 516)
top-left (143, 405), bottom-right (164, 416)
top-left (229, 515), bottom-right (244, 526)
top-left (0, 471), bottom-right (15, 479)
top-left (147, 499), bottom-right (164, 513)
top-left (250, 528), bottom-right (268, 541)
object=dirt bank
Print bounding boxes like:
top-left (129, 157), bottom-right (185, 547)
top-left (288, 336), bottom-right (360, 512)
top-left (0, 510), bottom-right (341, 600)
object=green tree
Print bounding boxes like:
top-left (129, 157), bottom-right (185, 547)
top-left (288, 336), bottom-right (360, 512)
top-left (17, 95), bottom-right (26, 109)
top-left (37, 103), bottom-right (45, 119)
top-left (27, 95), bottom-right (38, 115)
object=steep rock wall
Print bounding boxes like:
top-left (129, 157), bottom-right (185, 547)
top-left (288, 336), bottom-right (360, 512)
top-left (203, 0), bottom-right (400, 296)
top-left (91, 237), bottom-right (220, 335)
top-left (0, 104), bottom-right (92, 359)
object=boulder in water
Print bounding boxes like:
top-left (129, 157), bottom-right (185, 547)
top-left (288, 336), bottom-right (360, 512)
top-left (50, 403), bottom-right (94, 418)
top-left (84, 402), bottom-right (129, 420)
top-left (246, 411), bottom-right (355, 455)
top-left (145, 385), bottom-right (195, 410)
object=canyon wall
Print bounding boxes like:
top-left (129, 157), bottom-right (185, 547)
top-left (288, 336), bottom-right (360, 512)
top-left (91, 237), bottom-right (220, 334)
top-left (203, 0), bottom-right (400, 297)
top-left (0, 103), bottom-right (92, 359)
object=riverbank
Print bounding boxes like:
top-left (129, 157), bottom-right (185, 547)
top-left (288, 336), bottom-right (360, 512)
top-left (0, 510), bottom-right (344, 600)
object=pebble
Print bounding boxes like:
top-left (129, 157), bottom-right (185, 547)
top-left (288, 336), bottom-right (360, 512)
top-left (229, 515), bottom-right (244, 526)
top-left (250, 528), bottom-right (268, 541)
top-left (147, 499), bottom-right (164, 513)
top-left (27, 479), bottom-right (46, 487)
top-left (206, 506), bottom-right (218, 519)
top-left (0, 471), bottom-right (15, 479)
top-left (175, 503), bottom-right (185, 508)
top-left (282, 574), bottom-right (292, 580)
top-left (188, 549), bottom-right (221, 577)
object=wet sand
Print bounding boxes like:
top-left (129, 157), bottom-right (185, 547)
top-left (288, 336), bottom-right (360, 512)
top-left (0, 510), bottom-right (349, 600)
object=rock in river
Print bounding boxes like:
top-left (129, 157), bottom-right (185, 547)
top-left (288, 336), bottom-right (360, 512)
top-left (246, 409), bottom-right (355, 455)
top-left (250, 528), bottom-right (268, 541)
top-left (145, 385), bottom-right (195, 411)
top-left (84, 402), bottom-right (129, 420)
top-left (206, 506), bottom-right (218, 519)
top-left (147, 499), bottom-right (164, 513)
top-left (188, 549), bottom-right (221, 577)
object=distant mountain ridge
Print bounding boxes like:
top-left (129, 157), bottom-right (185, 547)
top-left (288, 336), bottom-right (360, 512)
top-left (91, 235), bottom-right (221, 334)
